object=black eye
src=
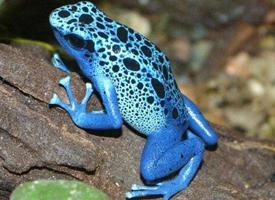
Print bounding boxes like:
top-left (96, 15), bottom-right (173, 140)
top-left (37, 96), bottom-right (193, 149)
top-left (64, 34), bottom-right (85, 49)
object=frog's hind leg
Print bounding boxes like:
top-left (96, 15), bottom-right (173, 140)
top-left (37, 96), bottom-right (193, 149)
top-left (183, 95), bottom-right (218, 146)
top-left (126, 128), bottom-right (204, 200)
top-left (51, 53), bottom-right (71, 73)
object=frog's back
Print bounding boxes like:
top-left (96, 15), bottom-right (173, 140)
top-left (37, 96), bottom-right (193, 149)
top-left (92, 18), bottom-right (188, 135)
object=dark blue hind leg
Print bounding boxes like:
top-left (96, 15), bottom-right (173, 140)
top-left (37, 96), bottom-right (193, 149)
top-left (126, 128), bottom-right (204, 200)
top-left (183, 95), bottom-right (218, 146)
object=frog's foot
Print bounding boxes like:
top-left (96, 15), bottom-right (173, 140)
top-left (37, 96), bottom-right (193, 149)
top-left (126, 180), bottom-right (184, 200)
top-left (51, 53), bottom-right (71, 73)
top-left (126, 152), bottom-right (202, 200)
top-left (49, 76), bottom-right (93, 116)
top-left (50, 76), bottom-right (122, 130)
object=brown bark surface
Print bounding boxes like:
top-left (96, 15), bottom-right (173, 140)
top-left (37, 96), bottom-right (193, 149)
top-left (0, 44), bottom-right (275, 199)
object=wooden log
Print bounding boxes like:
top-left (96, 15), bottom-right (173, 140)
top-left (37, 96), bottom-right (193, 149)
top-left (0, 44), bottom-right (274, 199)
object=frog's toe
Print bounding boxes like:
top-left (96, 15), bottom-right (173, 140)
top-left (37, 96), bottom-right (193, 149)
top-left (126, 185), bottom-right (163, 199)
top-left (58, 76), bottom-right (78, 107)
top-left (58, 76), bottom-right (71, 87)
top-left (49, 93), bottom-right (59, 105)
top-left (126, 180), bottom-right (186, 200)
top-left (131, 184), bottom-right (158, 190)
top-left (81, 82), bottom-right (93, 106)
top-left (49, 93), bottom-right (70, 111)
top-left (126, 190), bottom-right (158, 199)
top-left (52, 53), bottom-right (71, 73)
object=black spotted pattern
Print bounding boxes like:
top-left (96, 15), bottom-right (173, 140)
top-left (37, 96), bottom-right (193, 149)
top-left (50, 1), bottom-right (188, 135)
top-left (117, 27), bottom-right (128, 43)
top-left (141, 46), bottom-right (152, 57)
top-left (123, 58), bottom-right (140, 71)
top-left (58, 10), bottom-right (70, 18)
top-left (151, 78), bottom-right (165, 98)
top-left (79, 14), bottom-right (93, 24)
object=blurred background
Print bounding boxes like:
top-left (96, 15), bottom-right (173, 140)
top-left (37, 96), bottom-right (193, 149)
top-left (0, 0), bottom-right (275, 140)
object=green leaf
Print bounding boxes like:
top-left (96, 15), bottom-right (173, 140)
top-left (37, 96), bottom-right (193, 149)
top-left (10, 180), bottom-right (109, 200)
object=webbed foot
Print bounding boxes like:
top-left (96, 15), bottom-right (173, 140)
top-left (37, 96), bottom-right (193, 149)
top-left (49, 76), bottom-right (93, 116)
top-left (126, 180), bottom-right (185, 200)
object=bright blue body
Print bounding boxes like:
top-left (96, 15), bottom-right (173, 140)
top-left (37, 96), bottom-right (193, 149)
top-left (49, 1), bottom-right (218, 199)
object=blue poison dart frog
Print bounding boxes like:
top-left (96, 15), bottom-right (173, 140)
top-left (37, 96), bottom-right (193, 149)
top-left (49, 1), bottom-right (218, 200)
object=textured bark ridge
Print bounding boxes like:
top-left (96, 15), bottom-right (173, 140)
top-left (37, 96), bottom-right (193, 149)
top-left (0, 43), bottom-right (275, 200)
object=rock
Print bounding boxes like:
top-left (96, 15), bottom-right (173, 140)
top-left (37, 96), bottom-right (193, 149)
top-left (0, 43), bottom-right (275, 200)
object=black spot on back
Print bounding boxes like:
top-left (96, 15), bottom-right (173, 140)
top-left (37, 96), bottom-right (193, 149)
top-left (128, 28), bottom-right (134, 34)
top-left (70, 6), bottom-right (77, 12)
top-left (112, 65), bottom-right (119, 72)
top-left (98, 48), bottom-right (105, 53)
top-left (79, 14), bottom-right (93, 24)
top-left (58, 10), bottom-right (70, 18)
top-left (112, 45), bottom-right (121, 54)
top-left (163, 66), bottom-right (168, 80)
top-left (98, 32), bottom-right (108, 39)
top-left (126, 43), bottom-right (132, 49)
top-left (144, 40), bottom-right (153, 47)
top-left (104, 17), bottom-right (113, 23)
top-left (135, 33), bottom-right (142, 41)
top-left (67, 19), bottom-right (77, 24)
top-left (109, 56), bottom-right (117, 61)
top-left (132, 49), bottom-right (138, 55)
top-left (172, 108), bottom-right (178, 119)
top-left (92, 7), bottom-right (97, 13)
top-left (147, 96), bottom-right (154, 104)
top-left (117, 27), bottom-right (128, 43)
top-left (82, 7), bottom-right (89, 12)
top-left (123, 58), bottom-right (140, 71)
top-left (151, 78), bottom-right (165, 98)
top-left (141, 46), bottom-right (152, 57)
top-left (99, 61), bottom-right (108, 66)
top-left (96, 22), bottom-right (105, 29)
top-left (159, 55), bottom-right (164, 63)
top-left (152, 62), bottom-right (158, 71)
top-left (137, 82), bottom-right (143, 89)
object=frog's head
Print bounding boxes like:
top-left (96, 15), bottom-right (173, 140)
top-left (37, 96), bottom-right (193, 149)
top-left (49, 1), bottom-right (113, 75)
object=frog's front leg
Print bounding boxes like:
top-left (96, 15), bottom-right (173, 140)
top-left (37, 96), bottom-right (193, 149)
top-left (49, 75), bottom-right (123, 130)
top-left (126, 128), bottom-right (204, 200)
top-left (51, 53), bottom-right (71, 73)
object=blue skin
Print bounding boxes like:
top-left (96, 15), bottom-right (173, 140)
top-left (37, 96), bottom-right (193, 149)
top-left (49, 1), bottom-right (218, 199)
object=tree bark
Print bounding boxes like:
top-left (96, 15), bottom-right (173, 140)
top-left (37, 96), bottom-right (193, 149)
top-left (0, 43), bottom-right (275, 199)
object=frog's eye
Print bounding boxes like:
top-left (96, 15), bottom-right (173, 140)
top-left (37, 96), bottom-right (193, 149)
top-left (64, 34), bottom-right (86, 49)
